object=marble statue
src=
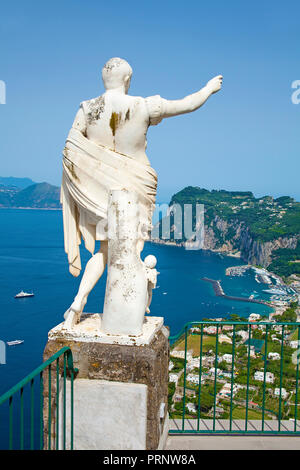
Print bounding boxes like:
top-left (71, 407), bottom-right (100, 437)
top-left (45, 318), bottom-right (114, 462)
top-left (62, 57), bottom-right (222, 333)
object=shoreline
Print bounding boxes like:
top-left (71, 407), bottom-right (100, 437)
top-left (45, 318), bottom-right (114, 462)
top-left (151, 239), bottom-right (242, 259)
top-left (151, 240), bottom-right (293, 318)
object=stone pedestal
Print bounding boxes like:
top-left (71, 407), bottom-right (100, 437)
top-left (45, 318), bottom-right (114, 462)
top-left (102, 189), bottom-right (150, 336)
top-left (43, 315), bottom-right (169, 450)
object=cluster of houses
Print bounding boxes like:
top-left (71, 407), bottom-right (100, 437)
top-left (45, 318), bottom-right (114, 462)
top-left (168, 310), bottom-right (298, 417)
top-left (254, 371), bottom-right (274, 383)
top-left (217, 382), bottom-right (239, 399)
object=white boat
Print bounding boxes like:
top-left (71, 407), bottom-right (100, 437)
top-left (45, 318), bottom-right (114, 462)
top-left (14, 291), bottom-right (34, 299)
top-left (7, 340), bottom-right (24, 346)
top-left (263, 288), bottom-right (287, 295)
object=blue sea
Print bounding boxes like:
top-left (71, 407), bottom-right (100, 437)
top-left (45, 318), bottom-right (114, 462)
top-left (0, 209), bottom-right (273, 397)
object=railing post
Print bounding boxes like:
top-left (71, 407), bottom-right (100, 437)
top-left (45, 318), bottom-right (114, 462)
top-left (295, 326), bottom-right (300, 432)
top-left (197, 324), bottom-right (204, 431)
top-left (56, 358), bottom-right (59, 450)
top-left (229, 325), bottom-right (236, 431)
top-left (182, 326), bottom-right (188, 432)
top-left (261, 324), bottom-right (269, 431)
top-left (213, 325), bottom-right (219, 432)
top-left (278, 325), bottom-right (285, 431)
top-left (245, 324), bottom-right (252, 431)
top-left (30, 379), bottom-right (34, 450)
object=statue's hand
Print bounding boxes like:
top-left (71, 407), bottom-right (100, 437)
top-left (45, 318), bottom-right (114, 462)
top-left (206, 75), bottom-right (223, 95)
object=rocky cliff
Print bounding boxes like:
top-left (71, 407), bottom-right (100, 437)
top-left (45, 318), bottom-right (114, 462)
top-left (202, 215), bottom-right (298, 267)
top-left (153, 186), bottom-right (300, 272)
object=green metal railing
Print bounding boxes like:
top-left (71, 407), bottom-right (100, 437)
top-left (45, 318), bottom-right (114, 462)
top-left (0, 347), bottom-right (78, 450)
top-left (169, 320), bottom-right (300, 435)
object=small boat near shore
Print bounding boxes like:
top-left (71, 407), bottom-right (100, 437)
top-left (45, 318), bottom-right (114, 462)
top-left (14, 291), bottom-right (34, 299)
top-left (7, 340), bottom-right (24, 346)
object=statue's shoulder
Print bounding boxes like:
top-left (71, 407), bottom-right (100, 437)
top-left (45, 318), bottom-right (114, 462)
top-left (80, 95), bottom-right (105, 111)
top-left (144, 95), bottom-right (164, 126)
top-left (80, 95), bottom-right (105, 124)
top-left (125, 94), bottom-right (163, 125)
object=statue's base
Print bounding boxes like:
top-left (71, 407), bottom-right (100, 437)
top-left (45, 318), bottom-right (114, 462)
top-left (44, 314), bottom-right (169, 450)
top-left (49, 313), bottom-right (164, 346)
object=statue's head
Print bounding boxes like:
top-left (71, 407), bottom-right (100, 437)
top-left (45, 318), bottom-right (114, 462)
top-left (102, 58), bottom-right (132, 93)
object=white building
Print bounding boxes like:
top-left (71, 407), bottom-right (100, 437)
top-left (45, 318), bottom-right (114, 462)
top-left (271, 335), bottom-right (281, 343)
top-left (222, 325), bottom-right (234, 332)
top-left (203, 326), bottom-right (217, 335)
top-left (218, 382), bottom-right (239, 398)
top-left (187, 357), bottom-right (200, 371)
top-left (169, 373), bottom-right (179, 384)
top-left (273, 324), bottom-right (284, 333)
top-left (170, 350), bottom-right (193, 362)
top-left (186, 374), bottom-right (205, 385)
top-left (254, 371), bottom-right (274, 383)
top-left (186, 403), bottom-right (197, 413)
top-left (186, 374), bottom-right (199, 385)
top-left (249, 313), bottom-right (261, 322)
top-left (290, 340), bottom-right (299, 349)
top-left (236, 330), bottom-right (249, 341)
top-left (221, 371), bottom-right (233, 379)
top-left (219, 334), bottom-right (232, 344)
top-left (268, 352), bottom-right (280, 361)
top-left (190, 327), bottom-right (200, 333)
top-left (274, 388), bottom-right (288, 399)
top-left (221, 354), bottom-right (233, 364)
top-left (209, 367), bottom-right (222, 376)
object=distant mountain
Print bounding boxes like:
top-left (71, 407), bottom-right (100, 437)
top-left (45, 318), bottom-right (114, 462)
top-left (14, 182), bottom-right (60, 208)
top-left (0, 176), bottom-right (36, 189)
top-left (0, 184), bottom-right (20, 206)
top-left (0, 181), bottom-right (60, 209)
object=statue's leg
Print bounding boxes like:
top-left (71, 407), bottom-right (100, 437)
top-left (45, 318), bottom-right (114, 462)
top-left (64, 241), bottom-right (108, 326)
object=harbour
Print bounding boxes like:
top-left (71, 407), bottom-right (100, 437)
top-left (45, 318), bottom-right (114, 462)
top-left (202, 277), bottom-right (271, 306)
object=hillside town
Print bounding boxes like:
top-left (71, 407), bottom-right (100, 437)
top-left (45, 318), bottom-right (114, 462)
top-left (168, 300), bottom-right (300, 421)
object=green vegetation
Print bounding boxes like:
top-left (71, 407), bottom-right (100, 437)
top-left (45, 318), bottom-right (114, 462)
top-left (231, 406), bottom-right (262, 420)
top-left (168, 382), bottom-right (176, 406)
top-left (173, 334), bottom-right (218, 355)
top-left (273, 301), bottom-right (298, 323)
top-left (169, 186), bottom-right (300, 243)
top-left (269, 241), bottom-right (300, 278)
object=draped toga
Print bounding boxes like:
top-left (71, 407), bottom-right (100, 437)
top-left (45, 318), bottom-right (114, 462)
top-left (61, 127), bottom-right (158, 276)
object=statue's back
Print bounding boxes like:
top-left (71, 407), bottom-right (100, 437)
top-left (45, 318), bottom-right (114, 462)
top-left (82, 92), bottom-right (151, 165)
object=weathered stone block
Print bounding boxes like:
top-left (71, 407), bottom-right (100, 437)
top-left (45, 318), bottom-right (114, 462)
top-left (43, 315), bottom-right (169, 450)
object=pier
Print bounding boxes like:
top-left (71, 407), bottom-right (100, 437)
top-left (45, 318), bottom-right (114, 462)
top-left (202, 277), bottom-right (270, 306)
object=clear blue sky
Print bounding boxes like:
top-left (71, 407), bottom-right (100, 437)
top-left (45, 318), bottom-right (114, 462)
top-left (0, 0), bottom-right (299, 202)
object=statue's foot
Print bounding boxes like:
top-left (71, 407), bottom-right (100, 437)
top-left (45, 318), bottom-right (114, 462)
top-left (69, 295), bottom-right (87, 315)
top-left (63, 295), bottom-right (87, 320)
top-left (63, 295), bottom-right (87, 329)
top-left (63, 308), bottom-right (80, 330)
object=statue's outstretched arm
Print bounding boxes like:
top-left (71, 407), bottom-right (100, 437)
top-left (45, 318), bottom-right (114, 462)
top-left (161, 75), bottom-right (223, 118)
